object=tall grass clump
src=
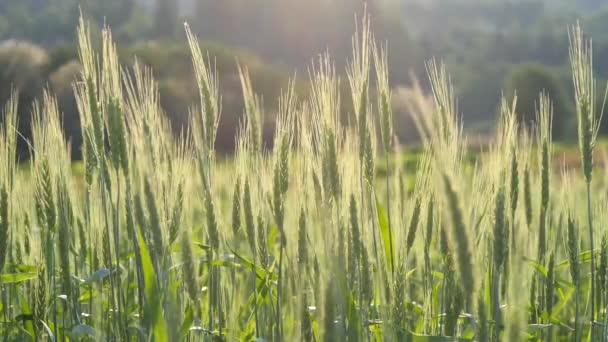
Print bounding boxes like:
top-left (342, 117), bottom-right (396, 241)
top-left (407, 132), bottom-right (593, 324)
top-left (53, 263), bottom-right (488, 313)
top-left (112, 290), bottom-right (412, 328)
top-left (373, 39), bottom-right (395, 275)
top-left (570, 24), bottom-right (605, 337)
top-left (426, 60), bottom-right (475, 308)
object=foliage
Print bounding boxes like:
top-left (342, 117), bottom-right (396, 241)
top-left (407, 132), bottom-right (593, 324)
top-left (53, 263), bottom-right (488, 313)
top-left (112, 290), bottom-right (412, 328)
top-left (0, 38), bottom-right (296, 157)
top-left (505, 63), bottom-right (573, 138)
top-left (5, 0), bottom-right (608, 139)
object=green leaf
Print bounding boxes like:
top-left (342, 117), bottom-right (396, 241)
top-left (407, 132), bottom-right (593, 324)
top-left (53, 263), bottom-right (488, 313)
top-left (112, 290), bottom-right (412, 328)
top-left (268, 224), bottom-right (279, 250)
top-left (406, 268), bottom-right (417, 279)
top-left (39, 320), bottom-right (56, 342)
top-left (527, 323), bottom-right (552, 333)
top-left (78, 288), bottom-right (98, 302)
top-left (556, 249), bottom-right (595, 269)
top-left (525, 258), bottom-right (548, 277)
top-left (375, 196), bottom-right (393, 274)
top-left (229, 247), bottom-right (272, 280)
top-left (6, 263), bottom-right (37, 273)
top-left (369, 322), bottom-right (383, 341)
top-left (1, 272), bottom-right (37, 284)
top-left (210, 259), bottom-right (241, 269)
top-left (194, 242), bottom-right (211, 250)
top-left (405, 301), bottom-right (425, 315)
top-left (179, 306), bottom-right (194, 338)
top-left (460, 326), bottom-right (476, 339)
top-left (137, 224), bottom-right (168, 340)
top-left (551, 286), bottom-right (574, 321)
top-left (18, 292), bottom-right (35, 337)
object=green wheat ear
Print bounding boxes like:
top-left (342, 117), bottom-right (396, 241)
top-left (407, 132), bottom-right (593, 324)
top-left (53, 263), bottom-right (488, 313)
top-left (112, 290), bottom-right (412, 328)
top-left (442, 172), bottom-right (475, 305)
top-left (443, 251), bottom-right (464, 337)
top-left (272, 84), bottom-right (295, 234)
top-left (257, 215), bottom-right (268, 268)
top-left (424, 199), bottom-right (434, 253)
top-left (181, 226), bottom-right (199, 305)
top-left (202, 176), bottom-right (219, 250)
top-left (536, 93), bottom-right (552, 263)
top-left (168, 182), bottom-right (184, 245)
top-left (186, 23), bottom-right (220, 155)
top-left (323, 130), bottom-right (341, 202)
top-left (360, 243), bottom-right (373, 304)
top-left (56, 176), bottom-right (73, 300)
top-left (493, 186), bottom-right (507, 272)
top-left (231, 176), bottom-right (242, 237)
top-left (362, 124), bottom-right (375, 184)
top-left (545, 253), bottom-right (555, 316)
top-left (570, 24), bottom-right (603, 184)
top-left (569, 24), bottom-right (601, 334)
top-left (349, 194), bottom-right (362, 263)
top-left (391, 264), bottom-right (407, 336)
top-left (298, 207), bottom-right (309, 268)
top-left (33, 267), bottom-right (48, 331)
top-left (238, 64), bottom-right (264, 155)
top-left (243, 179), bottom-right (256, 255)
top-left (509, 146), bottom-right (518, 218)
top-left (0, 92), bottom-right (18, 190)
top-left (144, 177), bottom-right (165, 267)
top-left (38, 158), bottom-right (56, 232)
top-left (347, 9), bottom-right (371, 162)
top-left (405, 197), bottom-right (422, 255)
top-left (567, 215), bottom-right (580, 285)
top-left (87, 76), bottom-right (105, 156)
top-left (373, 40), bottom-right (394, 153)
top-left (107, 98), bottom-right (129, 174)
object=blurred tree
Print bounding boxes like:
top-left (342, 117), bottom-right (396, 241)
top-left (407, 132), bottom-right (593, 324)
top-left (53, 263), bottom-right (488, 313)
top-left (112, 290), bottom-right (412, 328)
top-left (0, 0), bottom-right (138, 44)
top-left (155, 0), bottom-right (179, 38)
top-left (0, 42), bottom-right (50, 157)
top-left (505, 63), bottom-right (572, 139)
top-left (370, 1), bottom-right (420, 85)
top-left (455, 63), bottom-right (507, 129)
top-left (126, 40), bottom-right (296, 153)
top-left (80, 0), bottom-right (135, 28)
top-left (115, 5), bottom-right (155, 42)
top-left (2, 0), bottom-right (608, 147)
top-left (50, 60), bottom-right (82, 159)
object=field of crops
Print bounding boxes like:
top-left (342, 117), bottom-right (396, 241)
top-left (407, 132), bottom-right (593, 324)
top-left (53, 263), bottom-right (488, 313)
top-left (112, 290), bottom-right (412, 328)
top-left (1, 15), bottom-right (608, 341)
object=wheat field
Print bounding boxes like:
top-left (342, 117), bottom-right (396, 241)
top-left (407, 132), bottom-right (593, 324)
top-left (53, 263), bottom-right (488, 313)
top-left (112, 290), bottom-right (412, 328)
top-left (0, 14), bottom-right (607, 341)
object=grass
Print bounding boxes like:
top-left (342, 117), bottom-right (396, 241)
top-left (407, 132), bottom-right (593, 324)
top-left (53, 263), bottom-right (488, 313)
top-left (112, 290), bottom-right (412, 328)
top-left (1, 13), bottom-right (608, 342)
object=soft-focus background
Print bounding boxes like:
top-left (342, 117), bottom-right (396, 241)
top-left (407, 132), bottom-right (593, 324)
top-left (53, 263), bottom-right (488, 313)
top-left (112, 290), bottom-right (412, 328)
top-left (0, 0), bottom-right (607, 157)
